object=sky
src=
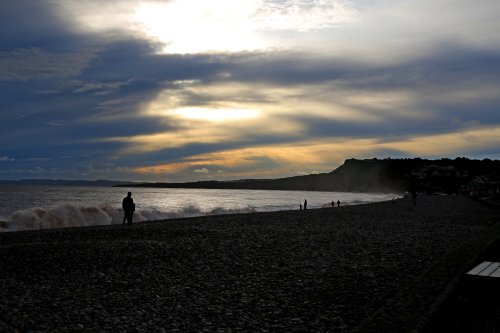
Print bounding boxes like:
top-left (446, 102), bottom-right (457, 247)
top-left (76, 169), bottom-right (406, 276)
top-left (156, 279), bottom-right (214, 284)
top-left (1, 0), bottom-right (500, 182)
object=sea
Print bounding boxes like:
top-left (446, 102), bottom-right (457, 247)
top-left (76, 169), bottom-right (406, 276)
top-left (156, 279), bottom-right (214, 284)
top-left (0, 185), bottom-right (398, 232)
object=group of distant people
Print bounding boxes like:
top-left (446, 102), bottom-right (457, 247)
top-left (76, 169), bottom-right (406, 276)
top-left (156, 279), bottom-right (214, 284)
top-left (299, 199), bottom-right (341, 210)
top-left (331, 200), bottom-right (340, 207)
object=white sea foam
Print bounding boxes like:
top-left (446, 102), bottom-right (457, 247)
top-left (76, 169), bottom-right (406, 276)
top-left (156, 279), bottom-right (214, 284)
top-left (1, 204), bottom-right (118, 232)
top-left (0, 204), bottom-right (260, 232)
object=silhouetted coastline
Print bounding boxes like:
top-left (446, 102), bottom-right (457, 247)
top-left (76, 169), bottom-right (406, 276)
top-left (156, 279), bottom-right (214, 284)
top-left (116, 158), bottom-right (500, 196)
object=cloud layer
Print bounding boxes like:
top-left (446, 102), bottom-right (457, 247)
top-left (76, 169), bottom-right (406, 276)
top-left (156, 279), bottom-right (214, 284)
top-left (1, 0), bottom-right (500, 181)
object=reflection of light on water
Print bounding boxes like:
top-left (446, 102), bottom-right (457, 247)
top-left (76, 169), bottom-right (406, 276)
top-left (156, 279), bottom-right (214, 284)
top-left (0, 186), bottom-right (398, 232)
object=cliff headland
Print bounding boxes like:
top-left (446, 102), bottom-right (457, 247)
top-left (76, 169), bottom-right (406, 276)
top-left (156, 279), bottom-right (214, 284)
top-left (118, 158), bottom-right (500, 195)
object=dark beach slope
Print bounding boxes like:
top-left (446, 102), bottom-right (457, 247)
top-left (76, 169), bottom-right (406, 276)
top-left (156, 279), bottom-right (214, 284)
top-left (1, 195), bottom-right (499, 332)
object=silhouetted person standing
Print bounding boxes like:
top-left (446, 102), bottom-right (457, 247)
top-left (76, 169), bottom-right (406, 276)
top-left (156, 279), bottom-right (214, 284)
top-left (299, 203), bottom-right (302, 210)
top-left (122, 192), bottom-right (135, 225)
top-left (304, 199), bottom-right (307, 211)
top-left (337, 200), bottom-right (340, 207)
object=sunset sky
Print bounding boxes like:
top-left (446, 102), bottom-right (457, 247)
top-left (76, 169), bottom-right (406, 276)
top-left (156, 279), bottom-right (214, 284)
top-left (1, 0), bottom-right (500, 181)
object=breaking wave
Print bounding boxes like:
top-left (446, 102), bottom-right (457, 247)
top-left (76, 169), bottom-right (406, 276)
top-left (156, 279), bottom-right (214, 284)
top-left (0, 204), bottom-right (258, 233)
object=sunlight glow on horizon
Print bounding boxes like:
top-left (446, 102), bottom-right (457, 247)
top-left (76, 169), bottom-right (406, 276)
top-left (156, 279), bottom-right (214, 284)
top-left (131, 125), bottom-right (500, 178)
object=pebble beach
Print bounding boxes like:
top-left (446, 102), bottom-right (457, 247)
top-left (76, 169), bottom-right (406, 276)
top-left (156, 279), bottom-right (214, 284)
top-left (1, 194), bottom-right (499, 332)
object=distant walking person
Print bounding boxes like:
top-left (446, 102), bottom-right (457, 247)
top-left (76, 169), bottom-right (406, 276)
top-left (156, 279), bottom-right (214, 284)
top-left (304, 199), bottom-right (308, 211)
top-left (299, 203), bottom-right (302, 210)
top-left (337, 200), bottom-right (340, 207)
top-left (331, 201), bottom-right (335, 207)
top-left (122, 192), bottom-right (135, 225)
top-left (411, 189), bottom-right (417, 207)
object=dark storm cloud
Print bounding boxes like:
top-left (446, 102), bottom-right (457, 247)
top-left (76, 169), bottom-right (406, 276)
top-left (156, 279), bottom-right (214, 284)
top-left (3, 44), bottom-right (500, 179)
top-left (219, 48), bottom-right (500, 90)
top-left (0, 0), bottom-right (76, 49)
top-left (3, 45), bottom-right (500, 116)
top-left (234, 48), bottom-right (500, 129)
